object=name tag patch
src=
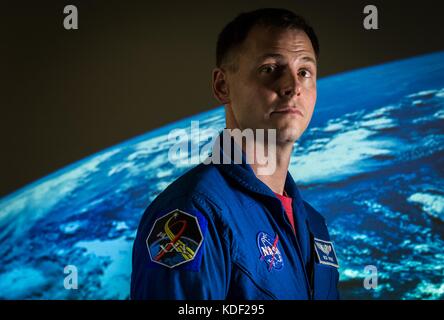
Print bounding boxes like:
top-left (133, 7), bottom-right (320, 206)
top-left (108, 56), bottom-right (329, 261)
top-left (313, 238), bottom-right (339, 268)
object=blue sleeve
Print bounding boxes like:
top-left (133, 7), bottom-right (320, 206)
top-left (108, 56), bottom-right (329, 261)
top-left (130, 192), bottom-right (231, 300)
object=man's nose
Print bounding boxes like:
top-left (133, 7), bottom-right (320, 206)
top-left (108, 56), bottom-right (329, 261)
top-left (278, 69), bottom-right (301, 98)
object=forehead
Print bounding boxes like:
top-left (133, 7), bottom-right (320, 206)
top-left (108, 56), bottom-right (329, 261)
top-left (240, 25), bottom-right (316, 61)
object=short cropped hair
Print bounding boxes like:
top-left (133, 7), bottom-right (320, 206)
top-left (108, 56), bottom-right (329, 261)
top-left (216, 8), bottom-right (320, 71)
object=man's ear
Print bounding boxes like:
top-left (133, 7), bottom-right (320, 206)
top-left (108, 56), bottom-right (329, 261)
top-left (212, 68), bottom-right (231, 104)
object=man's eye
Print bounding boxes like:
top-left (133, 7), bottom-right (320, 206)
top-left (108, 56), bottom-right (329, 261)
top-left (299, 69), bottom-right (312, 78)
top-left (260, 65), bottom-right (278, 74)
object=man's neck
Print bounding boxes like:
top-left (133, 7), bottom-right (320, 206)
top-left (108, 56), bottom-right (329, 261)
top-left (224, 111), bottom-right (294, 195)
top-left (245, 139), bottom-right (293, 195)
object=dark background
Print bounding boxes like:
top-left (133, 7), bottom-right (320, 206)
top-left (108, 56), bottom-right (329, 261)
top-left (2, 0), bottom-right (444, 197)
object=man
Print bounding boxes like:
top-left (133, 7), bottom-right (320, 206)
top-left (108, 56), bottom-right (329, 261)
top-left (131, 8), bottom-right (340, 300)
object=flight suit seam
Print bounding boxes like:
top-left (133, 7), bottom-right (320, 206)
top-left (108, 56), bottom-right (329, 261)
top-left (191, 191), bottom-right (236, 298)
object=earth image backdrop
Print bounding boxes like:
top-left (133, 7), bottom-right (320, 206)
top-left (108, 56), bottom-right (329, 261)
top-left (0, 51), bottom-right (443, 300)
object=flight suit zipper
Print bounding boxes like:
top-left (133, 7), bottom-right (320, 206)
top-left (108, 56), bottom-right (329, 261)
top-left (277, 201), bottom-right (314, 300)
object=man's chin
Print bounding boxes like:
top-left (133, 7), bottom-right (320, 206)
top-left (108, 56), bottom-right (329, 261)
top-left (241, 124), bottom-right (304, 144)
top-left (275, 127), bottom-right (303, 144)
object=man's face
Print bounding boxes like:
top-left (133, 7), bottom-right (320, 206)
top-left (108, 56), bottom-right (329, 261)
top-left (224, 25), bottom-right (317, 144)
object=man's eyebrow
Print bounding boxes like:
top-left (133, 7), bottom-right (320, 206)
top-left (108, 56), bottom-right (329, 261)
top-left (257, 53), bottom-right (317, 65)
top-left (301, 56), bottom-right (317, 65)
top-left (257, 53), bottom-right (285, 62)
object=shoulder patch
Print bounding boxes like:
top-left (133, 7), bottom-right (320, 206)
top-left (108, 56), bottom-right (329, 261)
top-left (146, 208), bottom-right (207, 271)
top-left (313, 237), bottom-right (339, 268)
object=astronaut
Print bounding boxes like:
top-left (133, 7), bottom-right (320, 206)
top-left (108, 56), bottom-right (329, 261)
top-left (131, 8), bottom-right (340, 300)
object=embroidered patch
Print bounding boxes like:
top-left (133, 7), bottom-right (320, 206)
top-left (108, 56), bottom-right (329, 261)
top-left (257, 232), bottom-right (284, 271)
top-left (313, 237), bottom-right (339, 268)
top-left (146, 209), bottom-right (206, 270)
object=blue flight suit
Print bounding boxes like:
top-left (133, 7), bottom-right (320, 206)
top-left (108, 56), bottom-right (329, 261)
top-left (131, 131), bottom-right (340, 300)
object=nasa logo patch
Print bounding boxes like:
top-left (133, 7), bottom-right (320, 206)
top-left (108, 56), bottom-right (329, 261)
top-left (313, 237), bottom-right (339, 268)
top-left (257, 231), bottom-right (284, 271)
top-left (146, 209), bottom-right (206, 270)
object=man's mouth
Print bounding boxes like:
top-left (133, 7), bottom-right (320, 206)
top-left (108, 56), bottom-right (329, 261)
top-left (271, 106), bottom-right (304, 117)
